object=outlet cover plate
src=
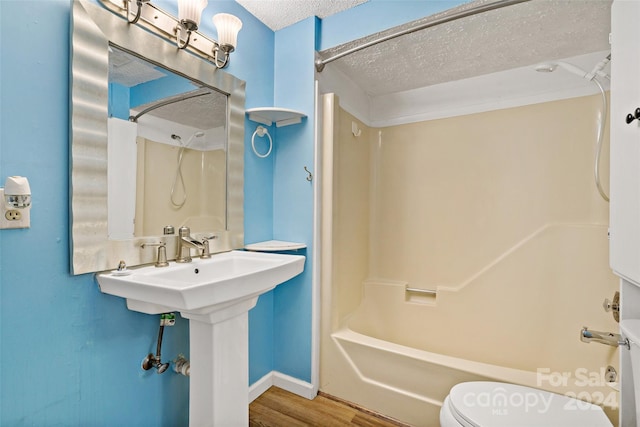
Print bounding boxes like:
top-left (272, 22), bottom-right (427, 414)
top-left (0, 189), bottom-right (30, 229)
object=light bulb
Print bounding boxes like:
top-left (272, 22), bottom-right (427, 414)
top-left (178, 0), bottom-right (208, 28)
top-left (213, 13), bottom-right (242, 50)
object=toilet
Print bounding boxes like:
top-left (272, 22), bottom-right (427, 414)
top-left (440, 319), bottom-right (640, 426)
top-left (439, 381), bottom-right (612, 426)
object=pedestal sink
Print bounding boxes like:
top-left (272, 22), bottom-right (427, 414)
top-left (96, 250), bottom-right (305, 426)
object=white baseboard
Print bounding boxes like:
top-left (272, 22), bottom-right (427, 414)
top-left (249, 371), bottom-right (317, 403)
top-left (249, 373), bottom-right (273, 403)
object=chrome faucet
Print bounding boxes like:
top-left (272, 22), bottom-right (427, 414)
top-left (177, 226), bottom-right (205, 263)
top-left (580, 326), bottom-right (629, 349)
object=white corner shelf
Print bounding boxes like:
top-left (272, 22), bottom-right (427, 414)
top-left (244, 240), bottom-right (306, 252)
top-left (246, 107), bottom-right (307, 128)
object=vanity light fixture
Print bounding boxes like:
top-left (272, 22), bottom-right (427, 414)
top-left (107, 0), bottom-right (242, 68)
top-left (124, 0), bottom-right (149, 24)
top-left (212, 13), bottom-right (242, 69)
top-left (176, 0), bottom-right (208, 50)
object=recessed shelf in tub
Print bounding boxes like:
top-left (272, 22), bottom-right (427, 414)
top-left (245, 240), bottom-right (307, 252)
top-left (246, 107), bottom-right (306, 127)
top-left (405, 284), bottom-right (437, 304)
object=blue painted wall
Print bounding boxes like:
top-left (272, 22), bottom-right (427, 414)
top-left (270, 18), bottom-right (318, 382)
top-left (129, 74), bottom-right (198, 108)
top-left (0, 0), bottom-right (460, 423)
top-left (109, 83), bottom-right (130, 119)
top-left (0, 0), bottom-right (272, 425)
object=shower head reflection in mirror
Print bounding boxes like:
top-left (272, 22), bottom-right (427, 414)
top-left (171, 131), bottom-right (205, 208)
top-left (109, 54), bottom-right (228, 237)
top-left (535, 53), bottom-right (611, 202)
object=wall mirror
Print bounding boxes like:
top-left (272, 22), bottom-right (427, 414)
top-left (70, 0), bottom-right (245, 275)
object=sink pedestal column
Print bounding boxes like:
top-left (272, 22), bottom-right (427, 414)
top-left (181, 297), bottom-right (259, 427)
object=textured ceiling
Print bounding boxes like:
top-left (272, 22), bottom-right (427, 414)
top-left (132, 91), bottom-right (227, 130)
top-left (321, 0), bottom-right (612, 96)
top-left (235, 0), bottom-right (369, 31)
top-left (109, 48), bottom-right (227, 129)
top-left (111, 0), bottom-right (612, 113)
top-left (109, 47), bottom-right (168, 87)
top-left (238, 0), bottom-right (612, 97)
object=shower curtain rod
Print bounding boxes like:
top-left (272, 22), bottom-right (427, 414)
top-left (129, 89), bottom-right (212, 122)
top-left (315, 0), bottom-right (532, 72)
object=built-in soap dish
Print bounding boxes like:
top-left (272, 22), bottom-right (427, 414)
top-left (405, 285), bottom-right (437, 304)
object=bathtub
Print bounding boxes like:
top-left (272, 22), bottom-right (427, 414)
top-left (330, 325), bottom-right (535, 426)
top-left (318, 94), bottom-right (619, 426)
top-left (327, 320), bottom-right (618, 427)
top-left (320, 225), bottom-right (620, 426)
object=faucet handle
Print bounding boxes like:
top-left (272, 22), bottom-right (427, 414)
top-left (200, 239), bottom-right (211, 259)
top-left (199, 235), bottom-right (218, 259)
top-left (156, 244), bottom-right (168, 267)
top-left (603, 291), bottom-right (620, 323)
top-left (141, 242), bottom-right (169, 267)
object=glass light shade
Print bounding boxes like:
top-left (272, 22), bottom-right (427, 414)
top-left (178, 0), bottom-right (208, 27)
top-left (212, 13), bottom-right (242, 49)
top-left (4, 176), bottom-right (31, 208)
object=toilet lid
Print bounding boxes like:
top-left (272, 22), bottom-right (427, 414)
top-left (448, 382), bottom-right (612, 427)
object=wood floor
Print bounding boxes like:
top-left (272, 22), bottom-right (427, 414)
top-left (249, 387), bottom-right (410, 427)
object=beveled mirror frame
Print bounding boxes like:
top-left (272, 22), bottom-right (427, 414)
top-left (70, 0), bottom-right (245, 275)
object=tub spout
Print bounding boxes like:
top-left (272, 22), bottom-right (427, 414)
top-left (580, 326), bottom-right (629, 349)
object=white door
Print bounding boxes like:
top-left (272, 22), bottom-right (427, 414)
top-left (610, 0), bottom-right (640, 285)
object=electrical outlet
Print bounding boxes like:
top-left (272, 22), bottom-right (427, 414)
top-left (0, 189), bottom-right (30, 229)
top-left (0, 208), bottom-right (29, 229)
top-left (5, 210), bottom-right (21, 221)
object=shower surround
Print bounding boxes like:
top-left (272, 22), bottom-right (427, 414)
top-left (320, 93), bottom-right (619, 426)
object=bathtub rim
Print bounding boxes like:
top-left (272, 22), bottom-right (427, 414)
top-left (331, 325), bottom-right (619, 411)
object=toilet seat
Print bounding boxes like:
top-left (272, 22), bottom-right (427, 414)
top-left (441, 382), bottom-right (612, 427)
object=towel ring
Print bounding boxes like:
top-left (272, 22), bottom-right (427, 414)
top-left (251, 126), bottom-right (272, 158)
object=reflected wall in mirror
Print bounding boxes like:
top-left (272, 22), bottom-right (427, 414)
top-left (70, 0), bottom-right (245, 275)
top-left (107, 47), bottom-right (227, 240)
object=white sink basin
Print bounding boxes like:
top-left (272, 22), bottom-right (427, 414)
top-left (96, 250), bottom-right (305, 315)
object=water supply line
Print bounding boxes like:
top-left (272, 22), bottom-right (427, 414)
top-left (142, 313), bottom-right (175, 374)
top-left (173, 354), bottom-right (191, 376)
